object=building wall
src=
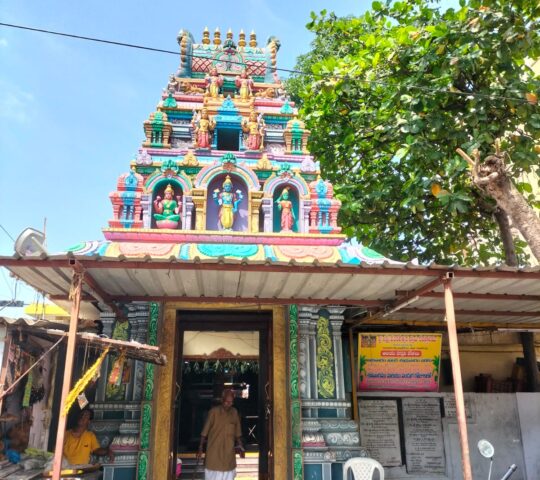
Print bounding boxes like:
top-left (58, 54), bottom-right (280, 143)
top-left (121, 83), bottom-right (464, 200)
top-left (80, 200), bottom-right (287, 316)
top-left (357, 392), bottom-right (539, 480)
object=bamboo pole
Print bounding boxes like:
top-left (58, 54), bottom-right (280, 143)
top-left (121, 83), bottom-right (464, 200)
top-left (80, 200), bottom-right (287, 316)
top-left (51, 270), bottom-right (83, 479)
top-left (0, 331), bottom-right (12, 415)
top-left (444, 278), bottom-right (472, 480)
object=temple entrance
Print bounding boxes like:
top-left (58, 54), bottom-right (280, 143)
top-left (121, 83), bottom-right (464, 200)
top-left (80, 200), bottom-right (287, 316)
top-left (174, 310), bottom-right (272, 479)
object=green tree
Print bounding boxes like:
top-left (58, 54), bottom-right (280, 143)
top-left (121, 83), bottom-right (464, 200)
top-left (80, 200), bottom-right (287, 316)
top-left (287, 0), bottom-right (540, 265)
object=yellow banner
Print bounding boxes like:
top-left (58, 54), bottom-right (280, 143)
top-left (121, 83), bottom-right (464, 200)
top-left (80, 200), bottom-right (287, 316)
top-left (357, 333), bottom-right (442, 392)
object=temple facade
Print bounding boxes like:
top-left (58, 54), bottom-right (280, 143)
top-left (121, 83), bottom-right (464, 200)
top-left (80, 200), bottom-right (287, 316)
top-left (4, 24), bottom-right (540, 480)
top-left (66, 27), bottom-right (383, 480)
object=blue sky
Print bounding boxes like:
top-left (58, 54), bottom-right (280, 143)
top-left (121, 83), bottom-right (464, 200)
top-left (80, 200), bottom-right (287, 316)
top-left (0, 0), bottom-right (457, 306)
top-left (0, 0), bottom-right (369, 305)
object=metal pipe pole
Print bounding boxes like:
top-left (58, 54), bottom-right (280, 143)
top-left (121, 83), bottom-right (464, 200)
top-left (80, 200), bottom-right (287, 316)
top-left (51, 270), bottom-right (83, 479)
top-left (444, 277), bottom-right (473, 480)
top-left (348, 327), bottom-right (359, 421)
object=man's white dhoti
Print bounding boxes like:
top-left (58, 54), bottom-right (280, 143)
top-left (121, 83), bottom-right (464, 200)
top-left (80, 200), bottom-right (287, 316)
top-left (205, 468), bottom-right (236, 480)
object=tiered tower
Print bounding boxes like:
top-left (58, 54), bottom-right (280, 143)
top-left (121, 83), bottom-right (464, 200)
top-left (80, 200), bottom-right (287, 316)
top-left (104, 28), bottom-right (347, 261)
top-left (88, 28), bottom-right (377, 480)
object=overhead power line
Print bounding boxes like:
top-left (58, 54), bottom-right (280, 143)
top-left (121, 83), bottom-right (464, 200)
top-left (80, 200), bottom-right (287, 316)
top-left (0, 22), bottom-right (537, 106)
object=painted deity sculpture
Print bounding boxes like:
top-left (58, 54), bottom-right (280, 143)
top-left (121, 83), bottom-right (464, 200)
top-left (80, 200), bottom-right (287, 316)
top-left (213, 175), bottom-right (244, 230)
top-left (205, 67), bottom-right (224, 98)
top-left (153, 184), bottom-right (182, 229)
top-left (165, 74), bottom-right (179, 94)
top-left (242, 110), bottom-right (265, 151)
top-left (192, 108), bottom-right (215, 149)
top-left (275, 187), bottom-right (295, 232)
top-left (235, 69), bottom-right (254, 100)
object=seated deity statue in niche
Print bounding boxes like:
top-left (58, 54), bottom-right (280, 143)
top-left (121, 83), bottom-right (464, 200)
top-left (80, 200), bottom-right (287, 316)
top-left (275, 187), bottom-right (295, 232)
top-left (192, 108), bottom-right (215, 149)
top-left (213, 175), bottom-right (244, 231)
top-left (242, 110), bottom-right (265, 151)
top-left (235, 69), bottom-right (254, 100)
top-left (205, 67), bottom-right (224, 98)
top-left (153, 184), bottom-right (182, 229)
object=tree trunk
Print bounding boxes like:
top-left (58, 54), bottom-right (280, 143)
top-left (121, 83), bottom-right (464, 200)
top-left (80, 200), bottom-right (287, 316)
top-left (470, 154), bottom-right (540, 264)
top-left (493, 208), bottom-right (518, 266)
top-left (520, 332), bottom-right (539, 392)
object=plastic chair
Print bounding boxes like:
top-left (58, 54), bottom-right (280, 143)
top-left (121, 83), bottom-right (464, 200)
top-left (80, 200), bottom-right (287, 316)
top-left (343, 457), bottom-right (385, 480)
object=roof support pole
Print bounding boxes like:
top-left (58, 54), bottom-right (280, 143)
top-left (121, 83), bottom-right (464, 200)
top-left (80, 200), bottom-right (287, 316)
top-left (0, 328), bottom-right (12, 415)
top-left (520, 332), bottom-right (539, 392)
top-left (348, 326), bottom-right (358, 421)
top-left (444, 275), bottom-right (472, 480)
top-left (51, 269), bottom-right (83, 480)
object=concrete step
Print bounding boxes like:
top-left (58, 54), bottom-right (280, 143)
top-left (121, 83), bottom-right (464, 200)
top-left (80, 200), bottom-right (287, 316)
top-left (178, 454), bottom-right (259, 478)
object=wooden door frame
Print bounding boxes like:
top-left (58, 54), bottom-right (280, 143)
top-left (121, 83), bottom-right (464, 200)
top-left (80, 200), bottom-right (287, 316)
top-left (151, 302), bottom-right (288, 480)
top-left (174, 312), bottom-right (271, 477)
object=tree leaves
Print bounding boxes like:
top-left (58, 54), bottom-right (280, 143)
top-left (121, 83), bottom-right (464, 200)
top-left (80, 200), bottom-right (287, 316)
top-left (287, 0), bottom-right (540, 266)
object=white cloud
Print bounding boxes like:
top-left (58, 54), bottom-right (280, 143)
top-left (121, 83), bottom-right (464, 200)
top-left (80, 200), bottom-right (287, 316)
top-left (0, 81), bottom-right (34, 123)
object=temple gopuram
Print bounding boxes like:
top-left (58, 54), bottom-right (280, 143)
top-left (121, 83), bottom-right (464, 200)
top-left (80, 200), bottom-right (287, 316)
top-left (5, 24), bottom-right (540, 480)
top-left (74, 27), bottom-right (375, 479)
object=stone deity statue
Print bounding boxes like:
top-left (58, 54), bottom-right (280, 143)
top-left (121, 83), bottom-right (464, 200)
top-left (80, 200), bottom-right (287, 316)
top-left (275, 187), bottom-right (295, 232)
top-left (242, 110), bottom-right (265, 151)
top-left (165, 74), bottom-right (179, 94)
top-left (192, 108), bottom-right (215, 149)
top-left (235, 69), bottom-right (254, 100)
top-left (213, 175), bottom-right (244, 230)
top-left (205, 67), bottom-right (224, 98)
top-left (153, 184), bottom-right (182, 229)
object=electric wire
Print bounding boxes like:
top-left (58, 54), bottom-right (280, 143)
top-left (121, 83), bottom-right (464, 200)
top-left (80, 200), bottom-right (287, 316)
top-left (0, 22), bottom-right (537, 106)
top-left (0, 224), bottom-right (15, 242)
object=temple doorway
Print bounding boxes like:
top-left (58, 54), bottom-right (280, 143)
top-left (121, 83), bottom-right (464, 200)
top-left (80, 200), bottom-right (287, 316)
top-left (174, 310), bottom-right (272, 479)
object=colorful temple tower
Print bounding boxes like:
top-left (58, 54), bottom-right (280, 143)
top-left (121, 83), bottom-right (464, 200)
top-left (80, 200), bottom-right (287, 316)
top-left (106, 30), bottom-right (343, 245)
top-left (68, 27), bottom-right (388, 480)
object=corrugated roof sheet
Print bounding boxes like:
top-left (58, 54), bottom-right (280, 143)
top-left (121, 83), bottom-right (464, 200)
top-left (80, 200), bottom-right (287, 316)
top-left (1, 244), bottom-right (540, 327)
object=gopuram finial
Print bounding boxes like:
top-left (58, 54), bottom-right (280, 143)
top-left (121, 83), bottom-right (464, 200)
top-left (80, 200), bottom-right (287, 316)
top-left (202, 26), bottom-right (210, 45)
top-left (249, 30), bottom-right (257, 48)
top-left (238, 29), bottom-right (246, 48)
top-left (214, 27), bottom-right (221, 45)
top-left (227, 28), bottom-right (233, 40)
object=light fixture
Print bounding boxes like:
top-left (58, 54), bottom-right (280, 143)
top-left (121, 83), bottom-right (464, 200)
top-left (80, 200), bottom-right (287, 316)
top-left (14, 228), bottom-right (47, 256)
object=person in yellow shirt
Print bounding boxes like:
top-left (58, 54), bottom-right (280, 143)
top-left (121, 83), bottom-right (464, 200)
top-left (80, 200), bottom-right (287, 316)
top-left (63, 409), bottom-right (114, 467)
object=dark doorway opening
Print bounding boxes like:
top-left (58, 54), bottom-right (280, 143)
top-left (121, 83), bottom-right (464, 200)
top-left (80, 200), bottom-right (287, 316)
top-left (174, 310), bottom-right (271, 479)
top-left (217, 128), bottom-right (240, 151)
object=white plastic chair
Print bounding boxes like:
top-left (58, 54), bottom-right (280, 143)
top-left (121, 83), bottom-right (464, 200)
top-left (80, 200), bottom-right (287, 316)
top-left (343, 457), bottom-right (385, 480)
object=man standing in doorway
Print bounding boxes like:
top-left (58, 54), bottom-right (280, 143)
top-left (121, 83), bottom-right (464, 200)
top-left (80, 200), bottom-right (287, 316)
top-left (197, 389), bottom-right (244, 480)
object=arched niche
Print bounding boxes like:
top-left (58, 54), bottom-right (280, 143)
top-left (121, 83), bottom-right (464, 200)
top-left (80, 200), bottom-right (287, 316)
top-left (206, 173), bottom-right (249, 232)
top-left (150, 179), bottom-right (183, 229)
top-left (273, 185), bottom-right (300, 233)
top-left (195, 163), bottom-right (260, 192)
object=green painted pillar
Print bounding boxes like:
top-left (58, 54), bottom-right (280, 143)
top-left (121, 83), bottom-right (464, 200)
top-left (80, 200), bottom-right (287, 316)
top-left (137, 302), bottom-right (159, 480)
top-left (289, 304), bottom-right (304, 479)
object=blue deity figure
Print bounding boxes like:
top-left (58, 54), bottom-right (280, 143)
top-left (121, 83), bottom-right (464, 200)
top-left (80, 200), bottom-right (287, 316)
top-left (212, 175), bottom-right (244, 230)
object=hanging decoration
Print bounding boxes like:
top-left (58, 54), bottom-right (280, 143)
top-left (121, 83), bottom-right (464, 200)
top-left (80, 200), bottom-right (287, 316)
top-left (182, 359), bottom-right (258, 375)
top-left (62, 346), bottom-right (110, 417)
top-left (108, 351), bottom-right (127, 386)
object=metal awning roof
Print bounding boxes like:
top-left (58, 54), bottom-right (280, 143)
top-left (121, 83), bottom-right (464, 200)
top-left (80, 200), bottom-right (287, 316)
top-left (2, 252), bottom-right (540, 329)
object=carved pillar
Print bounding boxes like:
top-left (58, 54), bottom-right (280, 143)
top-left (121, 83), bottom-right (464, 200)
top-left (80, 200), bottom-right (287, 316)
top-left (191, 188), bottom-right (206, 231)
top-left (298, 306), bottom-right (313, 403)
top-left (137, 302), bottom-right (159, 480)
top-left (289, 305), bottom-right (304, 480)
top-left (301, 199), bottom-right (311, 233)
top-left (141, 194), bottom-right (151, 229)
top-left (308, 312), bottom-right (318, 401)
top-left (249, 191), bottom-right (264, 233)
top-left (183, 195), bottom-right (194, 230)
top-left (262, 198), bottom-right (273, 233)
top-left (329, 307), bottom-right (347, 418)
